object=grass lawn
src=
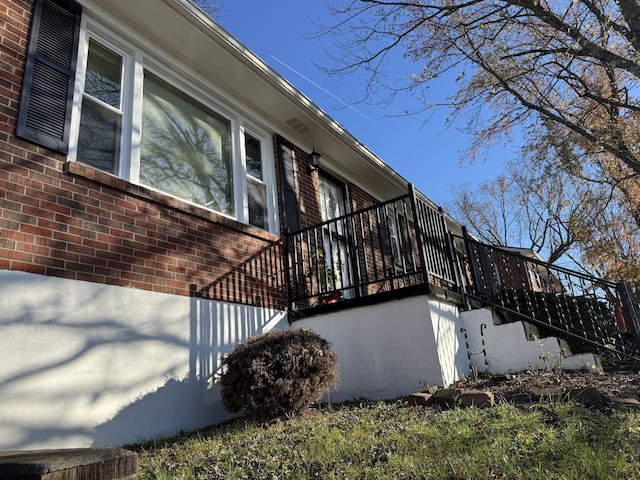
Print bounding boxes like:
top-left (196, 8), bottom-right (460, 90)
top-left (133, 400), bottom-right (640, 479)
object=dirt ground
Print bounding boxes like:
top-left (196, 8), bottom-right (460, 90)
top-left (451, 368), bottom-right (640, 403)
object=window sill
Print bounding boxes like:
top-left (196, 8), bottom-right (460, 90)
top-left (63, 161), bottom-right (279, 241)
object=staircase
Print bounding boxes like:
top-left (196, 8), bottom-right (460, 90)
top-left (460, 308), bottom-right (601, 376)
top-left (456, 233), bottom-right (640, 363)
top-left (284, 188), bottom-right (640, 365)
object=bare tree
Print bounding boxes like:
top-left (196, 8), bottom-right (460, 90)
top-left (448, 152), bottom-right (640, 279)
top-left (325, 1), bottom-right (640, 175)
top-left (448, 175), bottom-right (520, 248)
top-left (326, 1), bottom-right (640, 278)
top-left (521, 122), bottom-right (640, 279)
top-left (191, 0), bottom-right (225, 17)
top-left (448, 160), bottom-right (585, 266)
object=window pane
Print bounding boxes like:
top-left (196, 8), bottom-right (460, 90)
top-left (248, 177), bottom-right (267, 229)
top-left (140, 74), bottom-right (233, 215)
top-left (245, 134), bottom-right (262, 180)
top-left (84, 39), bottom-right (121, 109)
top-left (76, 39), bottom-right (122, 173)
top-left (77, 97), bottom-right (120, 173)
top-left (319, 174), bottom-right (346, 220)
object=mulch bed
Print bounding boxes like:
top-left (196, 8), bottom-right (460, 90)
top-left (450, 368), bottom-right (640, 408)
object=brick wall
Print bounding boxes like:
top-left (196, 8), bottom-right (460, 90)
top-left (0, 0), bottom-right (287, 310)
top-left (0, 0), bottom-right (29, 140)
top-left (1, 0), bottom-right (403, 312)
top-left (348, 182), bottom-right (378, 213)
top-left (272, 134), bottom-right (381, 232)
top-left (273, 134), bottom-right (323, 231)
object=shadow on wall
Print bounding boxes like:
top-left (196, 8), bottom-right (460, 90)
top-left (429, 300), bottom-right (470, 386)
top-left (196, 239), bottom-right (287, 311)
top-left (92, 378), bottom-right (230, 446)
top-left (92, 287), bottom-right (287, 447)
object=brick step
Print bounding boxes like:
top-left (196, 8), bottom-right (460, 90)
top-left (0, 448), bottom-right (137, 480)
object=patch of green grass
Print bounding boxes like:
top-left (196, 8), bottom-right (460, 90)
top-left (133, 401), bottom-right (640, 480)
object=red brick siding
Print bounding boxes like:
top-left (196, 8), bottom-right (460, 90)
top-left (0, 0), bottom-right (29, 138)
top-left (348, 183), bottom-right (377, 213)
top-left (0, 0), bottom-right (286, 309)
top-left (272, 135), bottom-right (382, 233)
top-left (347, 184), bottom-right (429, 295)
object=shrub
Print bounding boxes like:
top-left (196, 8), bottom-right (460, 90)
top-left (220, 328), bottom-right (339, 420)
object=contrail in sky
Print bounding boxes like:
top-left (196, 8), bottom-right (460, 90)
top-left (270, 55), bottom-right (385, 129)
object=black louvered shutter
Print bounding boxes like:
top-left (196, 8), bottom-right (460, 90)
top-left (16, 0), bottom-right (81, 154)
top-left (278, 140), bottom-right (301, 232)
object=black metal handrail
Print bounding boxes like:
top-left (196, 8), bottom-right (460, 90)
top-left (285, 185), bottom-right (457, 310)
top-left (197, 238), bottom-right (287, 310)
top-left (456, 232), bottom-right (640, 359)
top-left (284, 182), bottom-right (640, 359)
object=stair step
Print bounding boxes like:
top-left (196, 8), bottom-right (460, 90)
top-left (461, 308), bottom-right (600, 375)
top-left (0, 448), bottom-right (137, 480)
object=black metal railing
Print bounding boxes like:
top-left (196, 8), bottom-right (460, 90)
top-left (457, 232), bottom-right (640, 359)
top-left (196, 237), bottom-right (287, 310)
top-left (284, 183), bottom-right (640, 359)
top-left (285, 185), bottom-right (457, 310)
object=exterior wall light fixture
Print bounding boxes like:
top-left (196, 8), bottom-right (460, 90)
top-left (308, 148), bottom-right (321, 173)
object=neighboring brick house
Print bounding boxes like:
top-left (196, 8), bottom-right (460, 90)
top-left (0, 0), bottom-right (419, 449)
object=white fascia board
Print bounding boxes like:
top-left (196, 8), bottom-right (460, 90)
top-left (173, 1), bottom-right (410, 192)
top-left (78, 0), bottom-right (410, 199)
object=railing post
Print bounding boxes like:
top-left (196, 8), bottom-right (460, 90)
top-left (617, 281), bottom-right (640, 352)
top-left (438, 205), bottom-right (460, 290)
top-left (461, 226), bottom-right (482, 298)
top-left (347, 212), bottom-right (362, 298)
top-left (407, 183), bottom-right (429, 285)
top-left (283, 227), bottom-right (295, 312)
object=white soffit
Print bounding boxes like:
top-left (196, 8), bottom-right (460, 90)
top-left (82, 0), bottom-right (410, 199)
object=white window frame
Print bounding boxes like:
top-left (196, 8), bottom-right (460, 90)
top-left (68, 15), bottom-right (278, 233)
top-left (240, 124), bottom-right (277, 231)
top-left (68, 20), bottom-right (136, 180)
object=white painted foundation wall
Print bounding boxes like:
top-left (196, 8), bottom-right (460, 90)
top-left (0, 270), bottom-right (287, 450)
top-left (460, 308), bottom-right (599, 375)
top-left (1, 270), bottom-right (602, 450)
top-left (294, 296), bottom-right (471, 402)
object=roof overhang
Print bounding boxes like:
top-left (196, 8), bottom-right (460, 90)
top-left (79, 0), bottom-right (409, 200)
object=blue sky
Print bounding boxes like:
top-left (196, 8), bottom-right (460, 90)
top-left (217, 2), bottom-right (514, 206)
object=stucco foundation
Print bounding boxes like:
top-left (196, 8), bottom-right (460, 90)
top-left (0, 270), bottom-right (287, 450)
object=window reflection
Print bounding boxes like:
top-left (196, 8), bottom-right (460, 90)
top-left (140, 73), bottom-right (234, 215)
